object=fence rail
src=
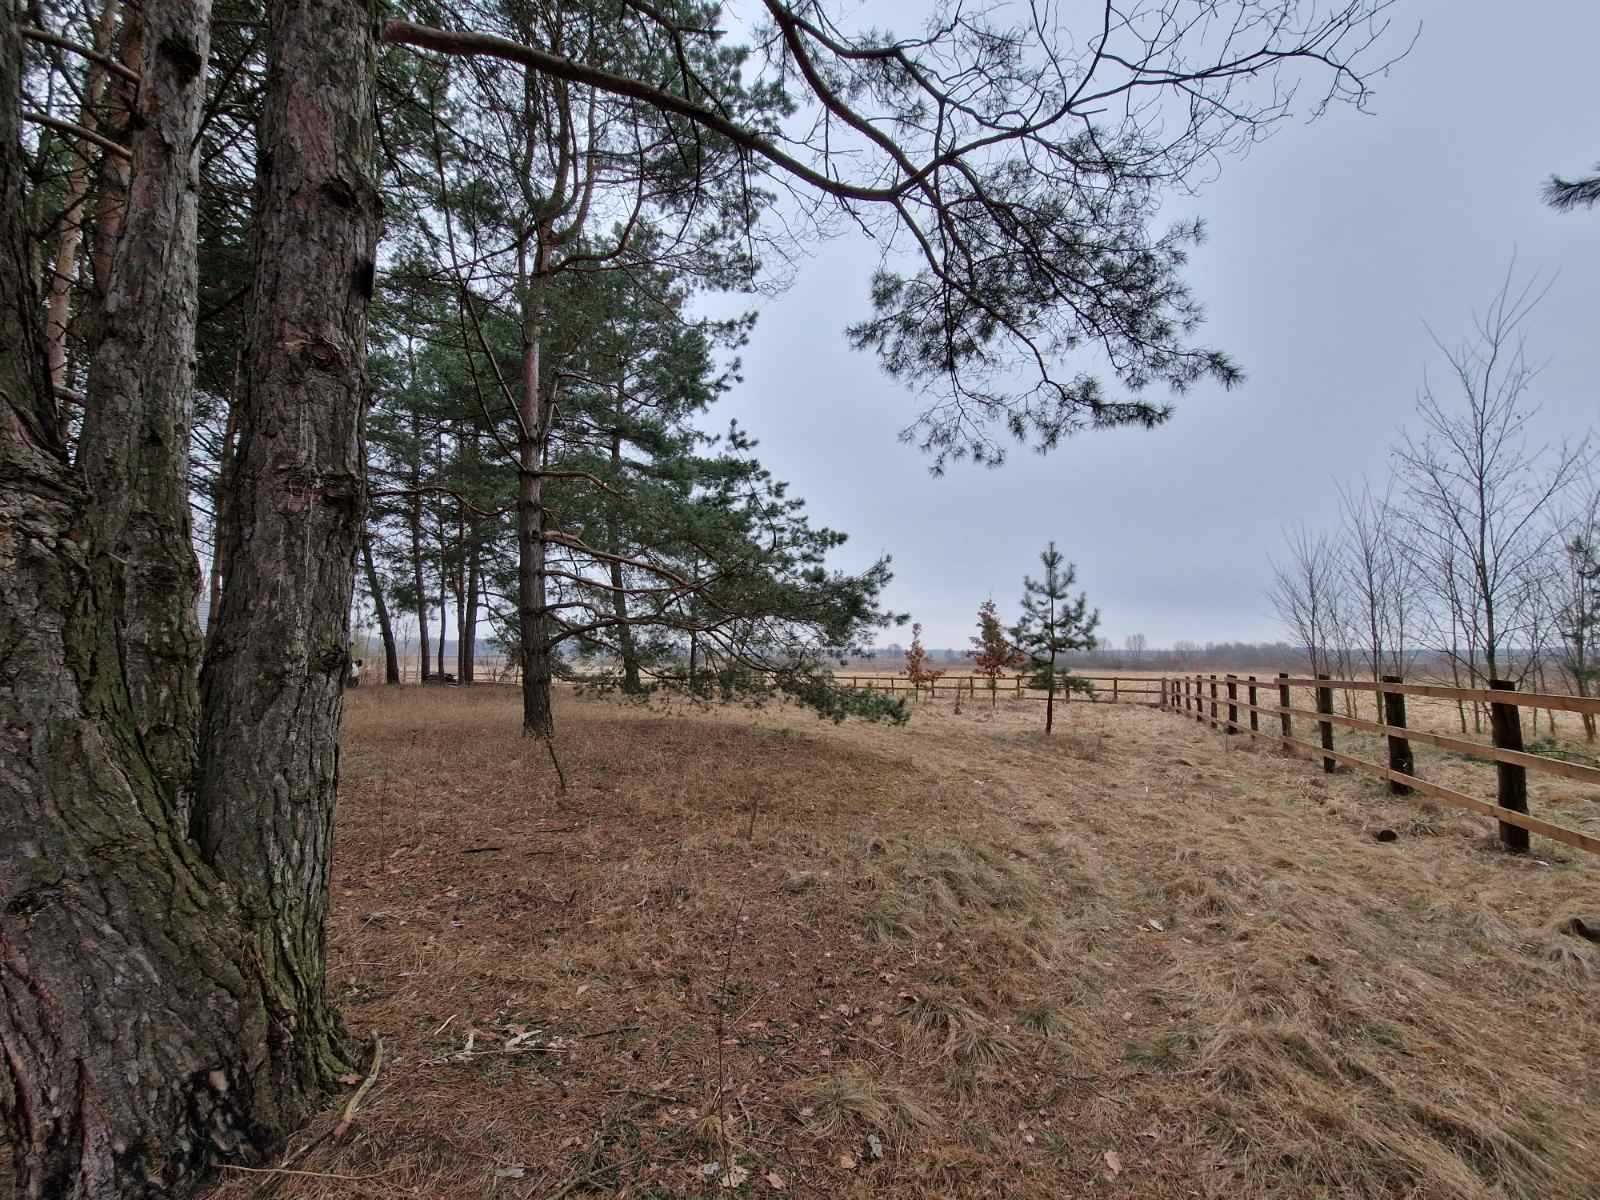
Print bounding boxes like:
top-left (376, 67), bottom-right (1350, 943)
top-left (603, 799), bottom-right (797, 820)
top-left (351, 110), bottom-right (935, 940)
top-left (1160, 672), bottom-right (1600, 857)
top-left (835, 673), bottom-right (1163, 705)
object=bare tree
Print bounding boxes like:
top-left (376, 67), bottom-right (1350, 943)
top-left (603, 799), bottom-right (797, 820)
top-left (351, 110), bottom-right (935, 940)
top-left (1337, 479), bottom-right (1418, 716)
top-left (1552, 478), bottom-right (1600, 740)
top-left (1393, 266), bottom-right (1590, 690)
top-left (1271, 524), bottom-right (1345, 677)
top-left (1125, 632), bottom-right (1148, 664)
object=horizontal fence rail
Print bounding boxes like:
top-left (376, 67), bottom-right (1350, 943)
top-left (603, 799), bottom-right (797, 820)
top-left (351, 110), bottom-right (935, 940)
top-left (834, 674), bottom-right (1163, 705)
top-left (1159, 672), bottom-right (1600, 857)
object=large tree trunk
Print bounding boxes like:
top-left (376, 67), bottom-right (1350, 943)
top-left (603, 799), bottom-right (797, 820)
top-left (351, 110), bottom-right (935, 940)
top-left (194, 0), bottom-right (381, 1151)
top-left (361, 533), bottom-right (402, 684)
top-left (1, 4), bottom-right (307, 1195)
top-left (518, 252), bottom-right (554, 736)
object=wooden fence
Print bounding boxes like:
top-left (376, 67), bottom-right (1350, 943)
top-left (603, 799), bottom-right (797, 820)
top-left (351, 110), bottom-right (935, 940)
top-left (1160, 672), bottom-right (1600, 857)
top-left (836, 674), bottom-right (1164, 706)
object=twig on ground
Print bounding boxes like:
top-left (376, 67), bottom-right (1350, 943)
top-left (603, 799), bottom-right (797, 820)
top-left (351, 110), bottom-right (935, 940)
top-left (333, 1032), bottom-right (385, 1140)
top-left (543, 735), bottom-right (568, 791)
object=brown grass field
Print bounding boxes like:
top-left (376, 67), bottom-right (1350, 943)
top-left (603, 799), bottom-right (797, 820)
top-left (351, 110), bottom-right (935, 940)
top-left (184, 682), bottom-right (1600, 1200)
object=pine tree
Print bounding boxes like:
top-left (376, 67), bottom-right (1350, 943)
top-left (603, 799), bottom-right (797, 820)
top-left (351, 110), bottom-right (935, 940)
top-left (968, 599), bottom-right (1025, 708)
top-left (1011, 542), bottom-right (1100, 733)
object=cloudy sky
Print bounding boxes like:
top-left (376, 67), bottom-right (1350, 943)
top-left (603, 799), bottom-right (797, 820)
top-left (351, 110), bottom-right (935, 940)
top-left (706, 0), bottom-right (1599, 651)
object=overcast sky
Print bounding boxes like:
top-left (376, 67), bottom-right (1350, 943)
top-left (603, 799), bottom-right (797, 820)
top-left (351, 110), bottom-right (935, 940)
top-left (702, 0), bottom-right (1600, 651)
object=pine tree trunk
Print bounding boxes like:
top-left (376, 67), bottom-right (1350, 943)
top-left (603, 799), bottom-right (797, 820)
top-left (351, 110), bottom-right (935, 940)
top-left (461, 545), bottom-right (479, 684)
top-left (73, 0), bottom-right (207, 824)
top-left (436, 551), bottom-right (447, 679)
top-left (193, 0), bottom-right (382, 1152)
top-left (361, 533), bottom-right (401, 684)
top-left (43, 0), bottom-right (121, 389)
top-left (409, 488), bottom-right (430, 680)
top-left (1045, 654), bottom-right (1055, 735)
top-left (606, 429), bottom-right (642, 692)
top-left (89, 4), bottom-right (141, 299)
top-left (517, 252), bottom-right (554, 736)
top-left (2, 2), bottom-right (377, 1193)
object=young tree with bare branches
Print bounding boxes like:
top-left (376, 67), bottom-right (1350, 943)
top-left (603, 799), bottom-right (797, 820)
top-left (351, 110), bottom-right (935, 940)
top-left (1552, 480), bottom-right (1600, 740)
top-left (1336, 480), bottom-right (1417, 717)
top-left (1271, 524), bottom-right (1346, 677)
top-left (1392, 268), bottom-right (1590, 689)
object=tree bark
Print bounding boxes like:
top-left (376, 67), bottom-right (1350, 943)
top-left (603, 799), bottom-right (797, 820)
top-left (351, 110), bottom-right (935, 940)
top-left (43, 0), bottom-right (122, 391)
top-left (1044, 651), bottom-right (1055, 734)
top-left (460, 541), bottom-right (479, 685)
top-left (606, 427), bottom-right (642, 692)
top-left (436, 541), bottom-right (447, 680)
top-left (361, 533), bottom-right (401, 684)
top-left (2, 4), bottom-right (308, 1195)
top-left (408, 435), bottom-right (431, 680)
top-left (89, 3), bottom-right (141, 302)
top-left (517, 248), bottom-right (554, 736)
top-left (195, 0), bottom-right (381, 1144)
top-left (72, 0), bottom-right (209, 824)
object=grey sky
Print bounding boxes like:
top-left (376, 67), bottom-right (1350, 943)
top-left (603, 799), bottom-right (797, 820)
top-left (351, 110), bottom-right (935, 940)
top-left (704, 0), bottom-right (1599, 651)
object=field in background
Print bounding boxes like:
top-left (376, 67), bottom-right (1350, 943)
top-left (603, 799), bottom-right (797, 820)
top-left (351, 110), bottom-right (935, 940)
top-left (204, 685), bottom-right (1600, 1200)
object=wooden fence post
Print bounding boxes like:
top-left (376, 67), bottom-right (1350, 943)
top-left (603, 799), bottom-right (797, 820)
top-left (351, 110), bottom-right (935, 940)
top-left (1196, 674), bottom-right (1204, 722)
top-left (1277, 672), bottom-right (1291, 744)
top-left (1488, 678), bottom-right (1530, 853)
top-left (1209, 674), bottom-right (1218, 730)
top-left (1315, 673), bottom-right (1335, 773)
top-left (1381, 675), bottom-right (1413, 795)
top-left (1113, 676), bottom-right (1119, 704)
top-left (1248, 676), bottom-right (1259, 733)
top-left (1225, 674), bottom-right (1239, 735)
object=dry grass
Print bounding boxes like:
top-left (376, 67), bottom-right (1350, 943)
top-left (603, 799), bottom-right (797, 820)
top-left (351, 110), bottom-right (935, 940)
top-left (158, 681), bottom-right (1600, 1199)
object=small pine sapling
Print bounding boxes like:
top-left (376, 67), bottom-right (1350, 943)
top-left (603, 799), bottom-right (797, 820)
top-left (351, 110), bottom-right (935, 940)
top-left (902, 622), bottom-right (945, 702)
top-left (968, 599), bottom-right (1026, 709)
top-left (1011, 542), bottom-right (1100, 734)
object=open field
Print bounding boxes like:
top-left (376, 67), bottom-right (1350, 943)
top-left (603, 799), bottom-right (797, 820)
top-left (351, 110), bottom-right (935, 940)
top-left (194, 685), bottom-right (1600, 1200)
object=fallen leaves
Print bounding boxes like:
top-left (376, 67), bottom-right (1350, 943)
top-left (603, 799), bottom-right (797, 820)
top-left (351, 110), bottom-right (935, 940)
top-left (1103, 1149), bottom-right (1123, 1178)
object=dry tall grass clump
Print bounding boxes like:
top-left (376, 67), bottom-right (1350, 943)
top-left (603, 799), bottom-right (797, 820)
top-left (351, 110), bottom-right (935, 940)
top-left (197, 684), bottom-right (1600, 1200)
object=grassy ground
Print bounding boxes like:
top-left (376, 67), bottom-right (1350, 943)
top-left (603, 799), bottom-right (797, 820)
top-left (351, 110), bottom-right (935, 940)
top-left (186, 685), bottom-right (1600, 1200)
